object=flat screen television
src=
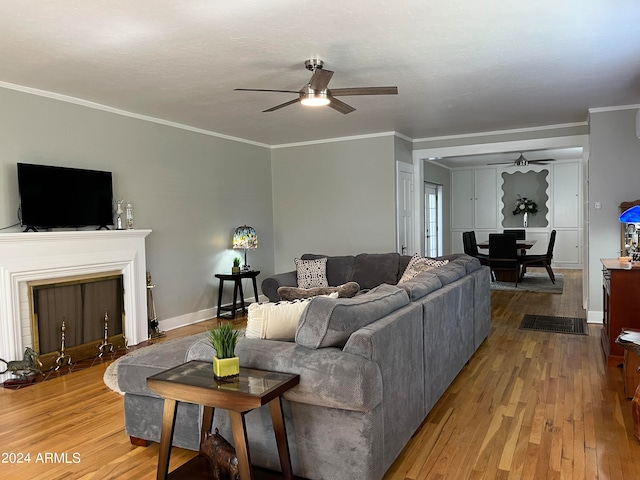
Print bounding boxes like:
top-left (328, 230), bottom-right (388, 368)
top-left (17, 163), bottom-right (114, 230)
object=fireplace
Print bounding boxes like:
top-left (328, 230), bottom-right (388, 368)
top-left (29, 272), bottom-right (126, 371)
top-left (0, 230), bottom-right (151, 382)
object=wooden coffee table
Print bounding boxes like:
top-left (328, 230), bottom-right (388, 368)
top-left (147, 361), bottom-right (300, 480)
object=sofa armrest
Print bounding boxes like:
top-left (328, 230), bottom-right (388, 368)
top-left (261, 270), bottom-right (298, 302)
top-left (186, 336), bottom-right (382, 412)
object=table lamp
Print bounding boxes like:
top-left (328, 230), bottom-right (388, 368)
top-left (620, 205), bottom-right (640, 223)
top-left (233, 225), bottom-right (257, 271)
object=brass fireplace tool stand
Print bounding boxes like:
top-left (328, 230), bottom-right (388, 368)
top-left (147, 271), bottom-right (165, 339)
top-left (97, 310), bottom-right (128, 358)
top-left (54, 320), bottom-right (72, 370)
top-left (97, 310), bottom-right (115, 357)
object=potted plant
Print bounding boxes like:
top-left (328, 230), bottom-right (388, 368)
top-left (232, 257), bottom-right (241, 274)
top-left (207, 322), bottom-right (240, 379)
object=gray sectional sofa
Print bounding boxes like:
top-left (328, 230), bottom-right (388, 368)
top-left (113, 252), bottom-right (491, 480)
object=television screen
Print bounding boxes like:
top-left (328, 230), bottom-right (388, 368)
top-left (17, 163), bottom-right (114, 229)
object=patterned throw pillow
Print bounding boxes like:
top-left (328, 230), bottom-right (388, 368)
top-left (295, 257), bottom-right (329, 289)
top-left (398, 254), bottom-right (449, 284)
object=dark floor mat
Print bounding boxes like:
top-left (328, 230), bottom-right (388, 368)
top-left (519, 314), bottom-right (588, 335)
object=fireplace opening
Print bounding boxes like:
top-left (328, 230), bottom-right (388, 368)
top-left (29, 272), bottom-right (126, 371)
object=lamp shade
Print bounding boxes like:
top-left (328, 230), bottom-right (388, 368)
top-left (233, 225), bottom-right (257, 249)
top-left (620, 205), bottom-right (640, 223)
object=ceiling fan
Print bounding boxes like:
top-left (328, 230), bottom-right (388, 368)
top-left (234, 59), bottom-right (398, 114)
top-left (489, 153), bottom-right (556, 167)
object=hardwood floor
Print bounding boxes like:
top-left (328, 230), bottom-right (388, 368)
top-left (1, 270), bottom-right (639, 479)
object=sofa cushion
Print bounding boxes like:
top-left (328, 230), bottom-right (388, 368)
top-left (301, 253), bottom-right (356, 286)
top-left (399, 255), bottom-right (413, 280)
top-left (396, 271), bottom-right (443, 301)
top-left (398, 254), bottom-right (449, 284)
top-left (349, 253), bottom-right (401, 289)
top-left (277, 282), bottom-right (360, 301)
top-left (295, 257), bottom-right (329, 288)
top-left (431, 262), bottom-right (467, 285)
top-left (449, 254), bottom-right (482, 273)
top-left (186, 336), bottom-right (383, 412)
top-left (115, 333), bottom-right (207, 397)
top-left (295, 283), bottom-right (409, 349)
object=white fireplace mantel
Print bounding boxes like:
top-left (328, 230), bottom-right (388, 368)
top-left (0, 229), bottom-right (151, 382)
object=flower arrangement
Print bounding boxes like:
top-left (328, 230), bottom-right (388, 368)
top-left (512, 195), bottom-right (538, 216)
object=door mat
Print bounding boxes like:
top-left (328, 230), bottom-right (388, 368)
top-left (519, 314), bottom-right (588, 335)
top-left (490, 272), bottom-right (563, 294)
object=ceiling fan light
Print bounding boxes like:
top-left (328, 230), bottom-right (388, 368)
top-left (300, 92), bottom-right (330, 107)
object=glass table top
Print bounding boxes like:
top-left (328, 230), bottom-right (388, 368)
top-left (149, 360), bottom-right (298, 397)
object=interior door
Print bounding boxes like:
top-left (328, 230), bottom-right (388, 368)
top-left (424, 183), bottom-right (439, 257)
top-left (396, 162), bottom-right (414, 256)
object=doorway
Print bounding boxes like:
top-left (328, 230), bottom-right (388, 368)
top-left (424, 182), bottom-right (441, 257)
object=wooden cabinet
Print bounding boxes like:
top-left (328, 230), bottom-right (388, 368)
top-left (601, 258), bottom-right (640, 366)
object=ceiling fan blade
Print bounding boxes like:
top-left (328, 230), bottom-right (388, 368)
top-left (262, 98), bottom-right (299, 112)
top-left (235, 88), bottom-right (300, 94)
top-left (528, 159), bottom-right (556, 163)
top-left (328, 97), bottom-right (356, 114)
top-left (330, 86), bottom-right (398, 96)
top-left (309, 69), bottom-right (334, 91)
top-left (487, 161), bottom-right (517, 165)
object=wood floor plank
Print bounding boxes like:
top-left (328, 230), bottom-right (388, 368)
top-left (1, 270), bottom-right (640, 479)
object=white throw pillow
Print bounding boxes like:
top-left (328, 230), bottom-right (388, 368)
top-left (246, 293), bottom-right (338, 340)
top-left (398, 254), bottom-right (449, 284)
top-left (294, 257), bottom-right (329, 288)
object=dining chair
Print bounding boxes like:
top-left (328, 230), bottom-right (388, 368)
top-left (503, 229), bottom-right (526, 240)
top-left (463, 231), bottom-right (490, 262)
top-left (504, 229), bottom-right (527, 255)
top-left (488, 233), bottom-right (521, 286)
top-left (463, 231), bottom-right (494, 280)
top-left (520, 230), bottom-right (557, 283)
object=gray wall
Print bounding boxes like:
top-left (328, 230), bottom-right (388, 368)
top-left (0, 87), bottom-right (273, 326)
top-left (271, 135), bottom-right (397, 272)
top-left (587, 108), bottom-right (640, 314)
top-left (394, 136), bottom-right (413, 164)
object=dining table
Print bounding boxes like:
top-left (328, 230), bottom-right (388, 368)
top-left (476, 239), bottom-right (537, 252)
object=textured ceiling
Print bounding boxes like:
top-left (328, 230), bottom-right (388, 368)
top-left (1, 1), bottom-right (639, 146)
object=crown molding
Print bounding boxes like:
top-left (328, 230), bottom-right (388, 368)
top-left (411, 121), bottom-right (588, 143)
top-left (588, 104), bottom-right (640, 113)
top-left (270, 131), bottom-right (398, 149)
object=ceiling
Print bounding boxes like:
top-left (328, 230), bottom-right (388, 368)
top-left (1, 1), bottom-right (640, 147)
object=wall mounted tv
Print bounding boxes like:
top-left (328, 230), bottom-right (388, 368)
top-left (17, 163), bottom-right (114, 231)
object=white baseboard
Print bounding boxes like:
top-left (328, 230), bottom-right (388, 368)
top-left (587, 310), bottom-right (603, 324)
top-left (156, 295), bottom-right (269, 332)
top-left (158, 307), bottom-right (217, 332)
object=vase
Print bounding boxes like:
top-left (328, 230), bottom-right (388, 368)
top-left (213, 356), bottom-right (239, 379)
top-left (523, 212), bottom-right (528, 228)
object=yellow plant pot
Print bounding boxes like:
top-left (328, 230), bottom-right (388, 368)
top-left (213, 356), bottom-right (239, 379)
